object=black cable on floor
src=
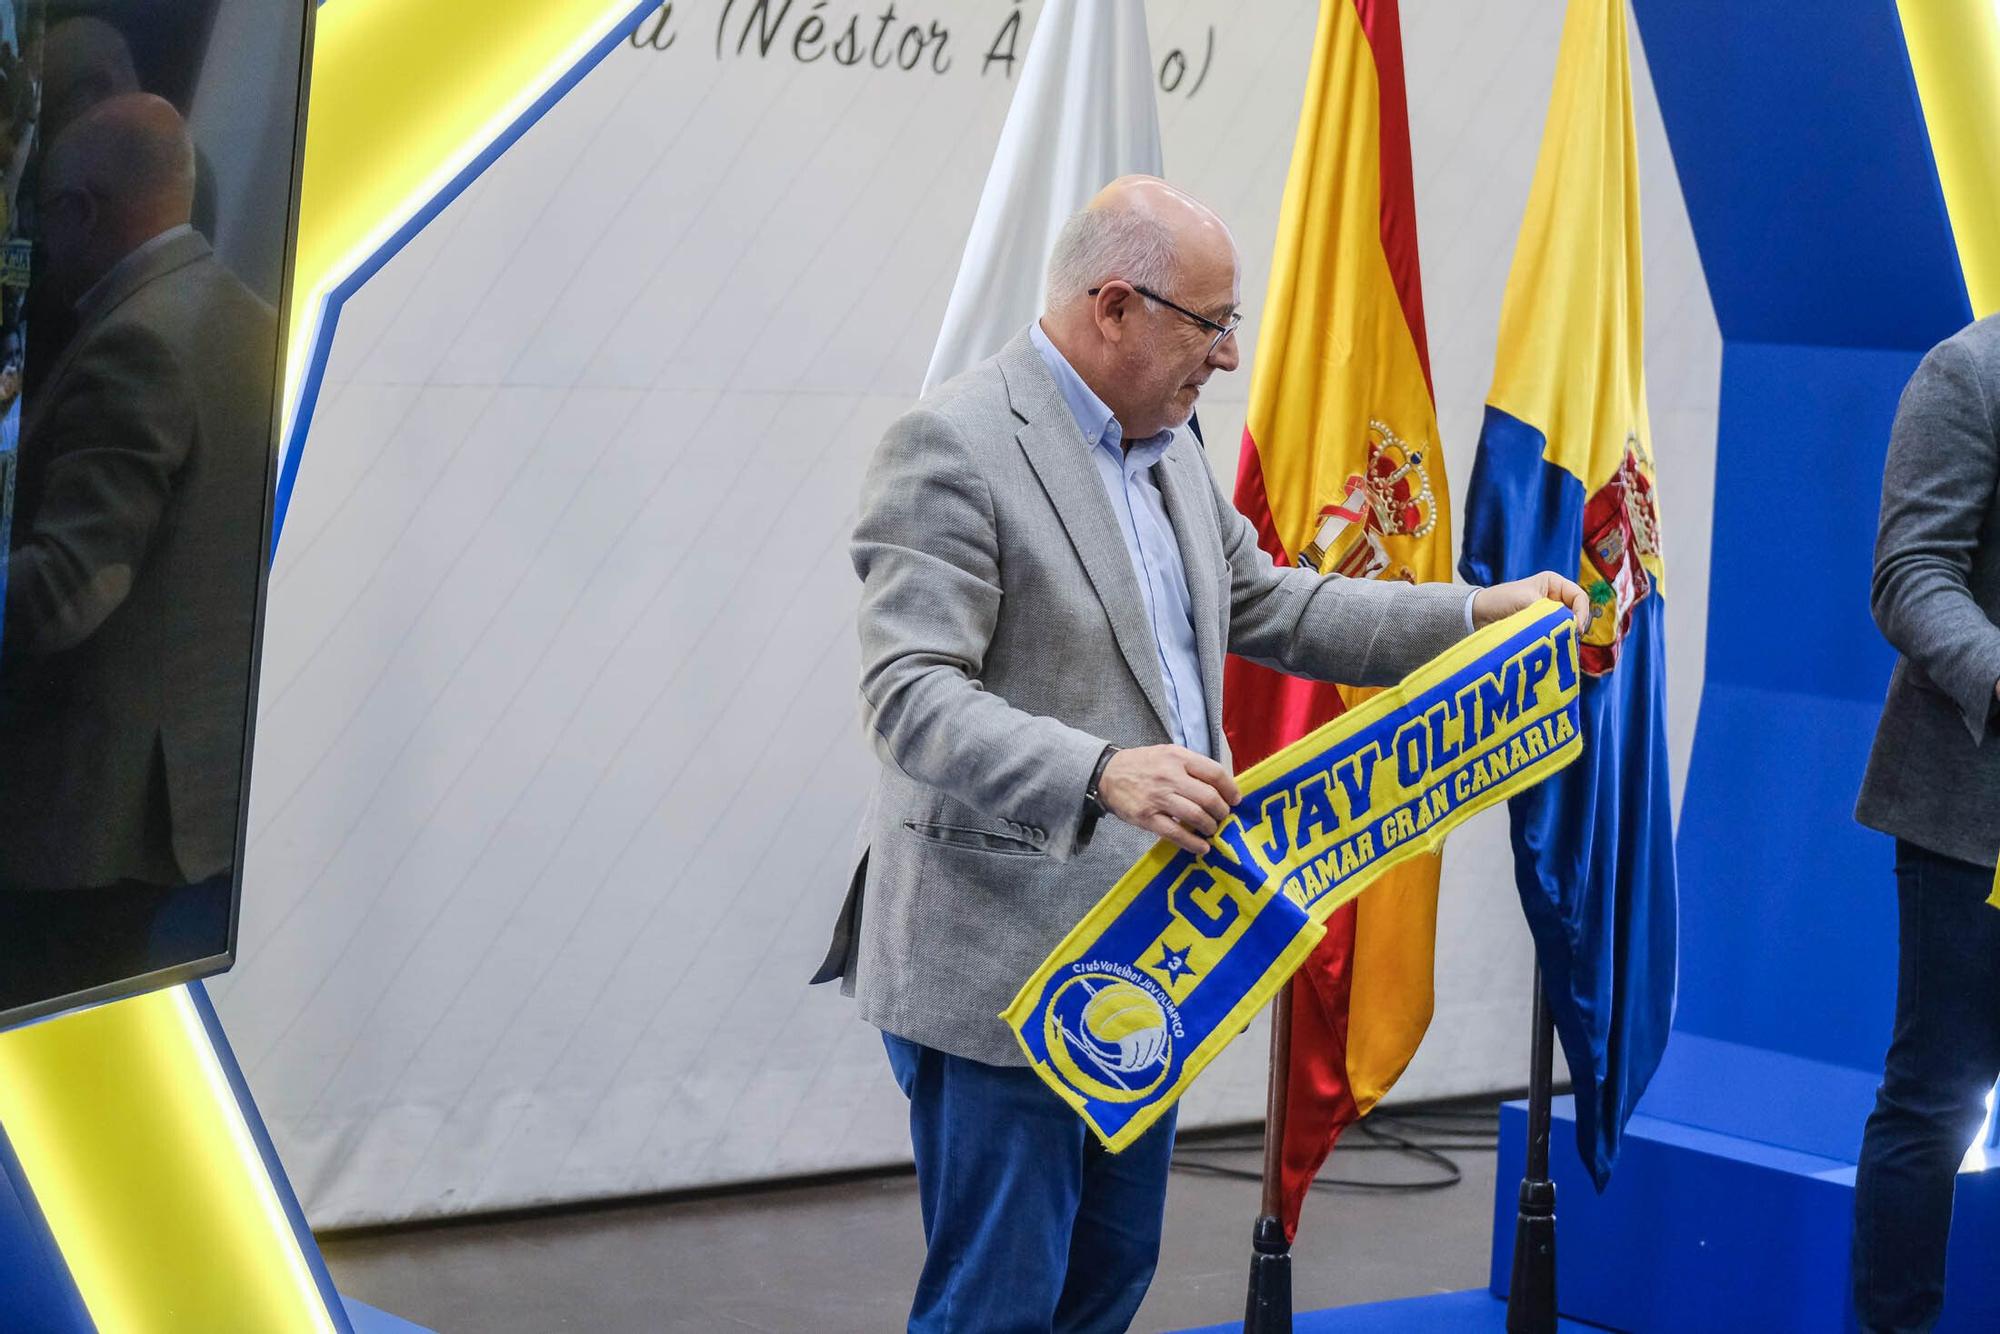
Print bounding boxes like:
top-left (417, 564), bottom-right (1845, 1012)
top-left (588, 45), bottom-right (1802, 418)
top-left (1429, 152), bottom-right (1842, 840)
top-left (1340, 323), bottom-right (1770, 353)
top-left (1169, 1104), bottom-right (1500, 1195)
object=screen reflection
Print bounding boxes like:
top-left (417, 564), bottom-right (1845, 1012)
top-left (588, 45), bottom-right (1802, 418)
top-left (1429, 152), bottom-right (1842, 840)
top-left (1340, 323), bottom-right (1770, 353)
top-left (0, 1), bottom-right (306, 1025)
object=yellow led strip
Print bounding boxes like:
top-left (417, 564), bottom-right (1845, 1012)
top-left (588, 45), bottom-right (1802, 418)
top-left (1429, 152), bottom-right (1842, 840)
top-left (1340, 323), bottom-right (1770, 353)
top-left (0, 988), bottom-right (337, 1330)
top-left (1898, 0), bottom-right (2000, 318)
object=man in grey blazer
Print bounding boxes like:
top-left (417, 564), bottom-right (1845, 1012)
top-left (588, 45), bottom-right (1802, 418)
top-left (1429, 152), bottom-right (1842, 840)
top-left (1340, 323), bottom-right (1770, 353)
top-left (0, 94), bottom-right (274, 1012)
top-left (817, 177), bottom-right (1585, 1332)
top-left (1853, 313), bottom-right (2000, 1333)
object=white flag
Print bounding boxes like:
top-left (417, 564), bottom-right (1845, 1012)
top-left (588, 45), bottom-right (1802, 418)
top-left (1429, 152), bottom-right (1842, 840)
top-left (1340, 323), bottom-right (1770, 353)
top-left (922, 0), bottom-right (1163, 394)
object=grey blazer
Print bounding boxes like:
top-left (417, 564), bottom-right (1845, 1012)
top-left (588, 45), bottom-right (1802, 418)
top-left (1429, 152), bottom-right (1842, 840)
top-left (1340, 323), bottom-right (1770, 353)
top-left (1856, 314), bottom-right (2000, 869)
top-left (0, 231), bottom-right (276, 889)
top-left (815, 329), bottom-right (1472, 1066)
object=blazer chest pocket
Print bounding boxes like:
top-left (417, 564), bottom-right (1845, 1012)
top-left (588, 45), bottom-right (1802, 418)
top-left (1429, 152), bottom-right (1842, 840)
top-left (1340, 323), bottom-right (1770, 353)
top-left (902, 819), bottom-right (1046, 857)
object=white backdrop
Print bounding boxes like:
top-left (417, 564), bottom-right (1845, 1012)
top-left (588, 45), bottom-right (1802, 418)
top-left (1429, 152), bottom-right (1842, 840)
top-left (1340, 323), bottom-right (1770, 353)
top-left (214, 0), bottom-right (1720, 1228)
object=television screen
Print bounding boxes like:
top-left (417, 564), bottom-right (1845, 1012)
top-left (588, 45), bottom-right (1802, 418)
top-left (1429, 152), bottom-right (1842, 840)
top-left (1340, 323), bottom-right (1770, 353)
top-left (0, 0), bottom-right (310, 1029)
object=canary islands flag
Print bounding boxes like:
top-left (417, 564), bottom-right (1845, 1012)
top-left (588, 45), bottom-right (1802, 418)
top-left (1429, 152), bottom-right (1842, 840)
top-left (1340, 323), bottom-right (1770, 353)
top-left (1223, 0), bottom-right (1453, 1238)
top-left (1458, 0), bottom-right (1678, 1188)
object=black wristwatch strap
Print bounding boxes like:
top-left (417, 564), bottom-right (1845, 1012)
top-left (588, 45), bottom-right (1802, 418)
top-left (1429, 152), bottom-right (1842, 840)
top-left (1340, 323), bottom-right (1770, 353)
top-left (1084, 744), bottom-right (1120, 817)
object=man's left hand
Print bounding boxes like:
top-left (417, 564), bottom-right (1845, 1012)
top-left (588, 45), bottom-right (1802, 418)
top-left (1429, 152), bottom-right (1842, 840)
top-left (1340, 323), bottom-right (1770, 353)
top-left (1471, 571), bottom-right (1592, 630)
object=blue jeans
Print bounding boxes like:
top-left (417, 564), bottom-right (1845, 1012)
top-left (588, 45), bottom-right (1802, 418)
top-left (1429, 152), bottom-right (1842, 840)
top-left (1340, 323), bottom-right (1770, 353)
top-left (1853, 840), bottom-right (2000, 1333)
top-left (882, 1031), bottom-right (1177, 1333)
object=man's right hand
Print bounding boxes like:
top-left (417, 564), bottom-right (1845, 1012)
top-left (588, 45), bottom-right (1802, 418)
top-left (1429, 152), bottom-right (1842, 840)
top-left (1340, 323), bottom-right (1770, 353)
top-left (1098, 745), bottom-right (1242, 856)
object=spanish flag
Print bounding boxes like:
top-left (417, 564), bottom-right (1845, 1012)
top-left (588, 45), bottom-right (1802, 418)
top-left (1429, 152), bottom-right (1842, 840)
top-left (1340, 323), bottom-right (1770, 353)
top-left (1222, 0), bottom-right (1451, 1237)
top-left (1458, 0), bottom-right (1678, 1188)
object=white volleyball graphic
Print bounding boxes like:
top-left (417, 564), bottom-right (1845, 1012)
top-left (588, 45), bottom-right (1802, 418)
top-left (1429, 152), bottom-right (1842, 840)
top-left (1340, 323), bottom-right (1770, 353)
top-left (1077, 981), bottom-right (1169, 1076)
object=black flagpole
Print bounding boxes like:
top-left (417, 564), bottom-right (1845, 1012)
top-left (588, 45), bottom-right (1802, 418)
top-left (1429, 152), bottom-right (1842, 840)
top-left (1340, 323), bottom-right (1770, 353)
top-left (1229, 386), bottom-right (1290, 1334)
top-left (1507, 965), bottom-right (1558, 1333)
top-left (1244, 983), bottom-right (1294, 1334)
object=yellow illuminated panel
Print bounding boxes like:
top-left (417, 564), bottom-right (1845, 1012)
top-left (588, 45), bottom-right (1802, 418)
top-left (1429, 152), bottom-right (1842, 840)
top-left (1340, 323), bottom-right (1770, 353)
top-left (286, 0), bottom-right (652, 438)
top-left (0, 989), bottom-right (336, 1330)
top-left (1899, 0), bottom-right (2000, 318)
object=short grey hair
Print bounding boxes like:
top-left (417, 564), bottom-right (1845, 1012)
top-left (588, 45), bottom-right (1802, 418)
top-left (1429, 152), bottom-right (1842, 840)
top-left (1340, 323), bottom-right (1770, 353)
top-left (1044, 205), bottom-right (1179, 309)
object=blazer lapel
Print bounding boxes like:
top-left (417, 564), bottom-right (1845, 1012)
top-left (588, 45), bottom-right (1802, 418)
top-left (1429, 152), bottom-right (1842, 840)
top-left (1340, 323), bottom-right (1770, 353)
top-left (999, 332), bottom-right (1179, 742)
top-left (1154, 442), bottom-right (1227, 757)
top-left (25, 230), bottom-right (214, 442)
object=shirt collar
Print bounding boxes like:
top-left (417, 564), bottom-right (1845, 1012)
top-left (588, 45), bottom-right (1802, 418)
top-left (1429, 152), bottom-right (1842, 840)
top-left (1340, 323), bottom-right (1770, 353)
top-left (76, 223), bottom-right (197, 316)
top-left (1028, 320), bottom-right (1177, 465)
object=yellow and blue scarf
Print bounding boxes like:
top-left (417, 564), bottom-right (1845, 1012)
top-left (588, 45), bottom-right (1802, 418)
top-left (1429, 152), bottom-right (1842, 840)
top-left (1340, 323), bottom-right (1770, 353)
top-left (1004, 602), bottom-right (1585, 1149)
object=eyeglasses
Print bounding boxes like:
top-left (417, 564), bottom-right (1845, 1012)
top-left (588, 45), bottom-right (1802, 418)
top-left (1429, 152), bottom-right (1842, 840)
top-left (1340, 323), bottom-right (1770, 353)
top-left (1089, 282), bottom-right (1242, 357)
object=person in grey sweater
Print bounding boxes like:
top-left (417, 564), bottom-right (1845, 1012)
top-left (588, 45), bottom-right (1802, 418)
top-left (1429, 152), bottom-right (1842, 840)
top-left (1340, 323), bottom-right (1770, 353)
top-left (1853, 312), bottom-right (2000, 1333)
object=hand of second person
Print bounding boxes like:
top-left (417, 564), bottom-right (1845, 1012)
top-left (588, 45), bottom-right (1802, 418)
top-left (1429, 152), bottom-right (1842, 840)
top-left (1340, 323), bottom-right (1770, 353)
top-left (1098, 745), bottom-right (1242, 856)
top-left (1471, 571), bottom-right (1592, 630)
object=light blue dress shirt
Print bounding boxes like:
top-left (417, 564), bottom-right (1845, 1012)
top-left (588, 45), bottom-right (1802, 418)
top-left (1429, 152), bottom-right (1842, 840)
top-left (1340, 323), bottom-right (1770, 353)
top-left (1030, 322), bottom-right (1213, 757)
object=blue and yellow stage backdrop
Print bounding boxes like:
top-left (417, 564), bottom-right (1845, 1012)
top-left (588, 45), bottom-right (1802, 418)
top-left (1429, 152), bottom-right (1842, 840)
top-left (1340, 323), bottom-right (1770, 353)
top-left (0, 0), bottom-right (669, 1327)
top-left (1484, 0), bottom-right (2000, 1329)
top-left (279, 0), bottom-right (664, 536)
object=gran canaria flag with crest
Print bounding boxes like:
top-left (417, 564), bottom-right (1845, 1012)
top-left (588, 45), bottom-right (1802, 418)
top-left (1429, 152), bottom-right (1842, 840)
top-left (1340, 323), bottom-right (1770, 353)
top-left (1004, 603), bottom-right (1583, 1151)
top-left (1459, 0), bottom-right (1678, 1189)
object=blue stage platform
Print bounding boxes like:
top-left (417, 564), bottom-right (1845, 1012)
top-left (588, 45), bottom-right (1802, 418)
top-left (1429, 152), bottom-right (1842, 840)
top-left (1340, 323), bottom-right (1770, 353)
top-left (1490, 1060), bottom-right (2000, 1332)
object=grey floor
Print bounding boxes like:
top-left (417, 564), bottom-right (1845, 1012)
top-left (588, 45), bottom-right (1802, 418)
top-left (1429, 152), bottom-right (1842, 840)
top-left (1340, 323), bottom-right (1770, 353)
top-left (321, 1107), bottom-right (1501, 1333)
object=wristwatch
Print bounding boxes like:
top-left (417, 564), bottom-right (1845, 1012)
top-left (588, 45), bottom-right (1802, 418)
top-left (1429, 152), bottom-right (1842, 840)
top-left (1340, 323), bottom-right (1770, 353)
top-left (1084, 744), bottom-right (1120, 818)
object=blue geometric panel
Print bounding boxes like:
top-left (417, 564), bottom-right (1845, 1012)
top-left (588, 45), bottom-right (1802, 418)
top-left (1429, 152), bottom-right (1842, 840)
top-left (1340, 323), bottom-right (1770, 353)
top-left (1631, 0), bottom-right (1970, 348)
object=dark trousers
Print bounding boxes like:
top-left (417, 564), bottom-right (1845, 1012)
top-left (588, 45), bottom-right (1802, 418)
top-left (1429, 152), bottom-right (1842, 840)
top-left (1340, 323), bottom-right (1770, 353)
top-left (1853, 840), bottom-right (2000, 1333)
top-left (882, 1031), bottom-right (1176, 1334)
